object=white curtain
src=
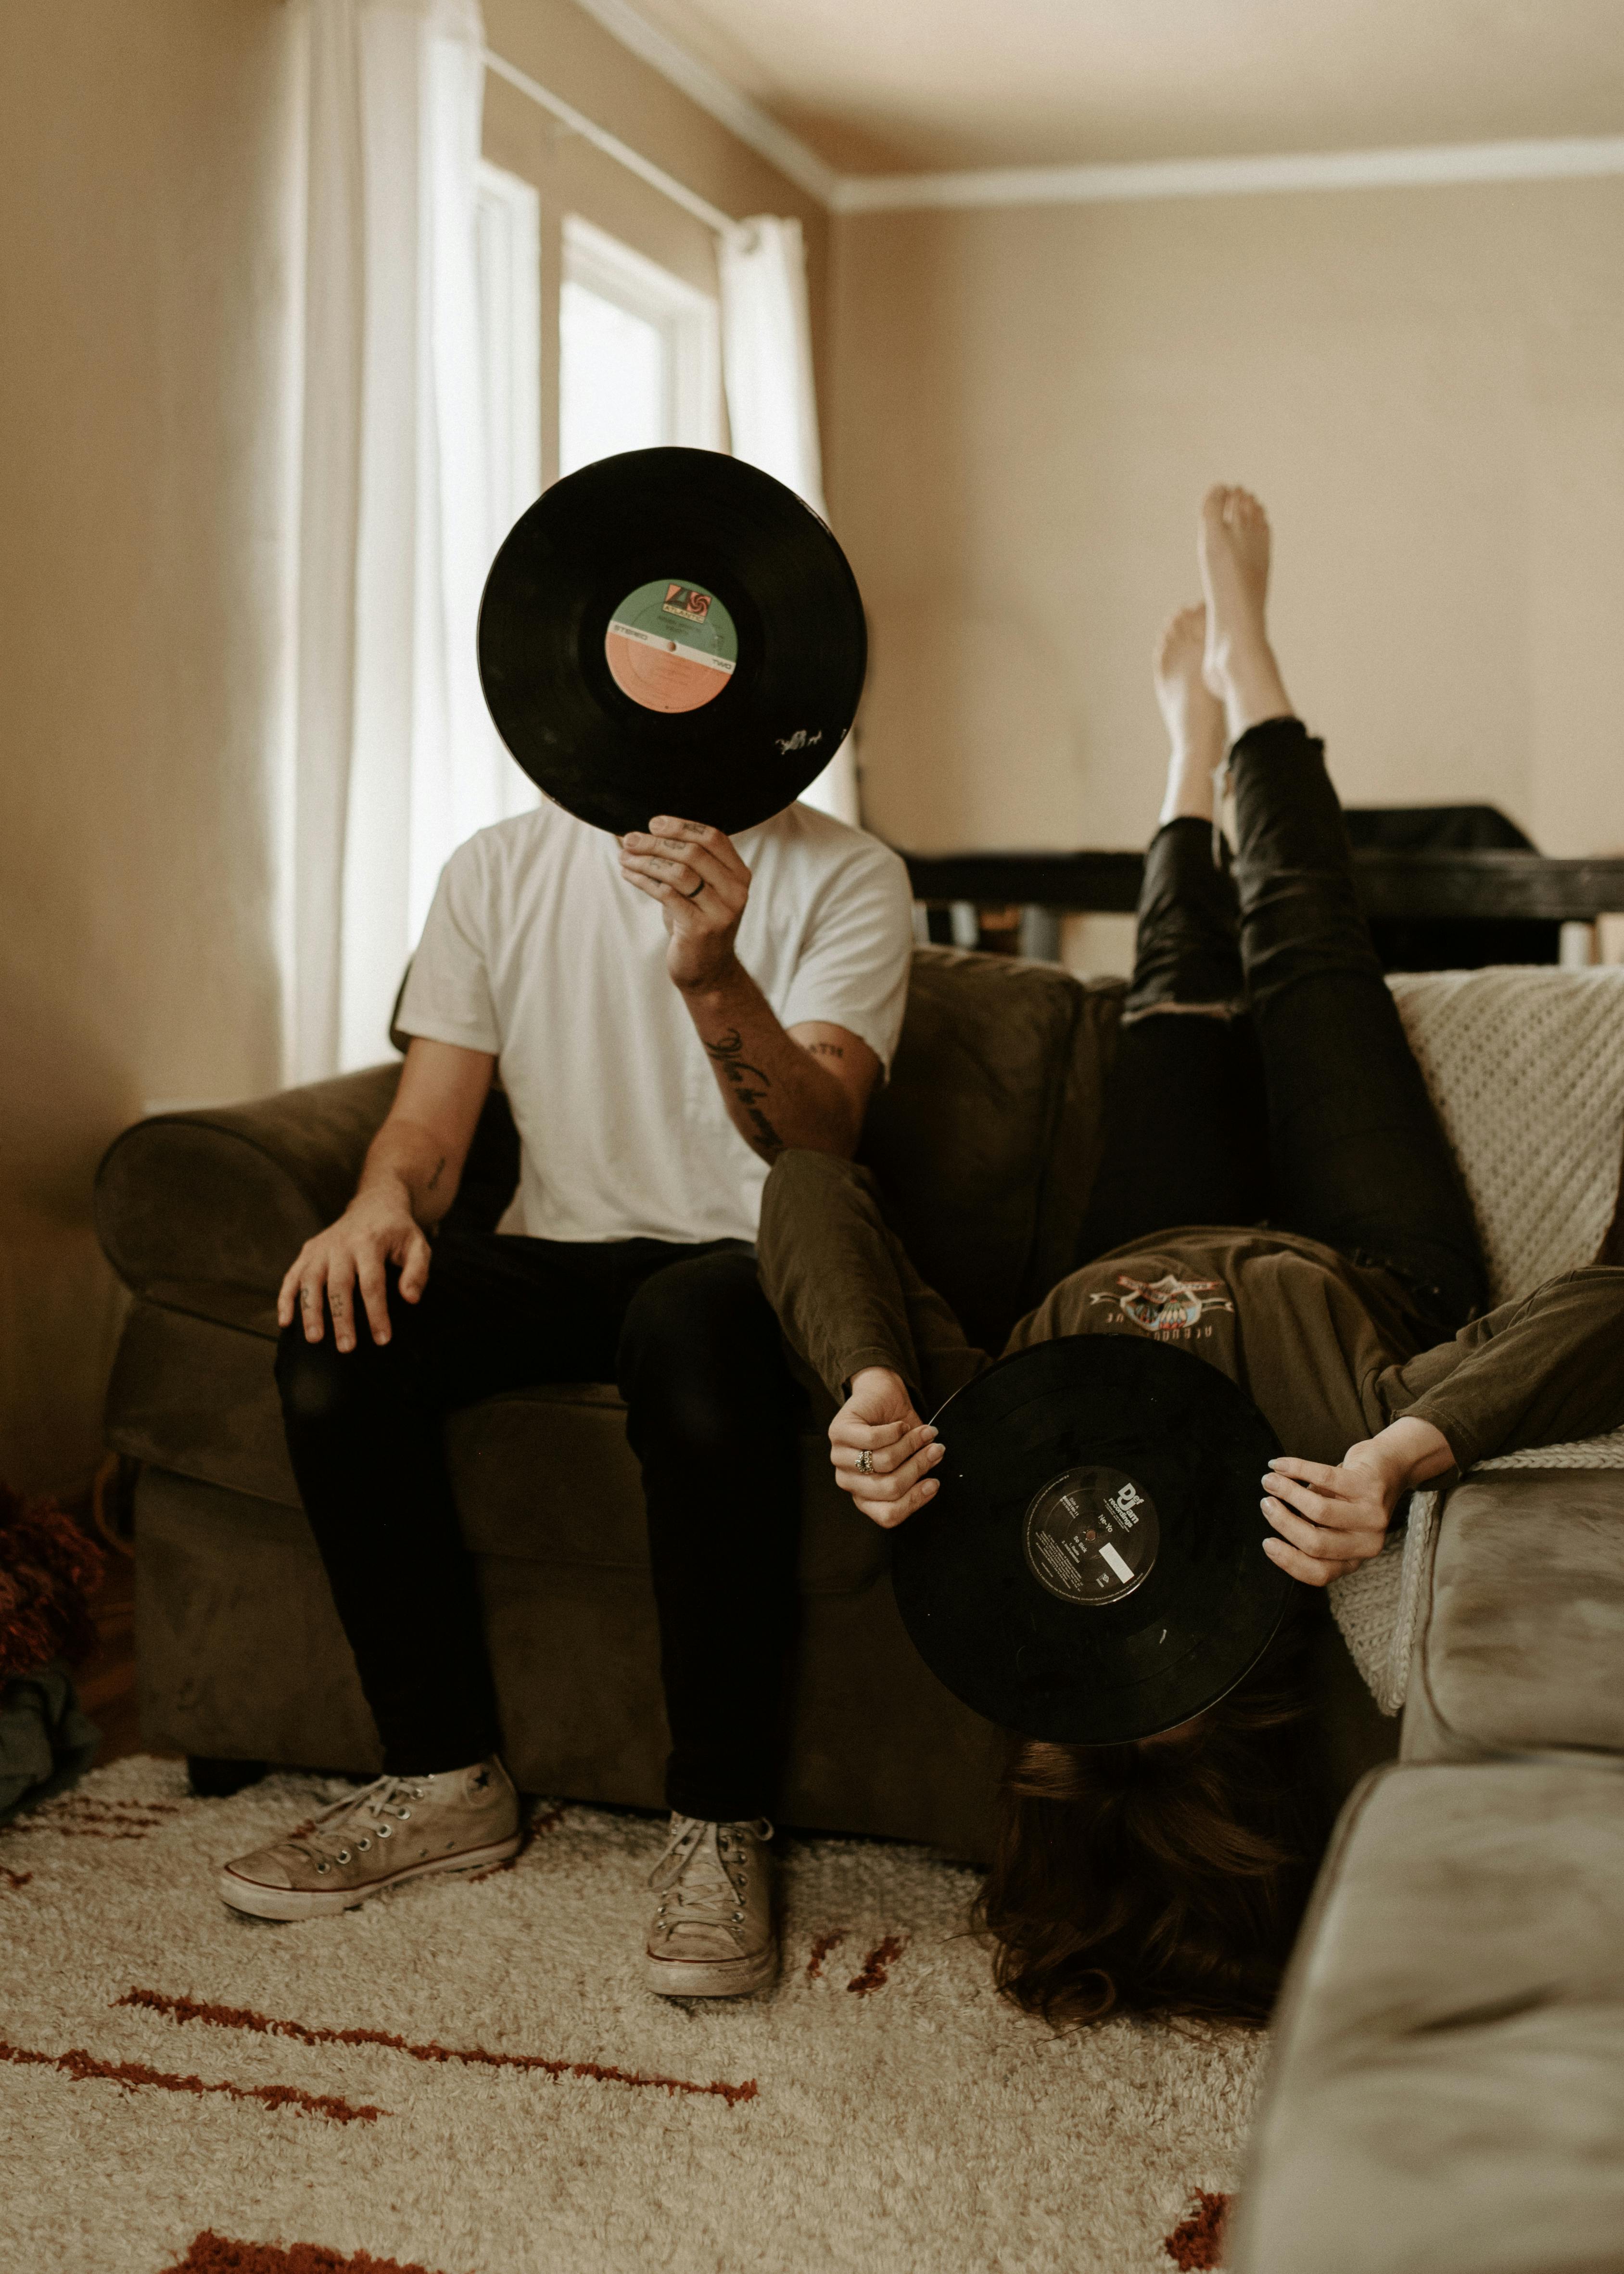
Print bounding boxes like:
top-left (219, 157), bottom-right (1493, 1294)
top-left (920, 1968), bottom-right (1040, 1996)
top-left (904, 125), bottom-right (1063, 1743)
top-left (290, 0), bottom-right (529, 1082)
top-left (719, 217), bottom-right (861, 828)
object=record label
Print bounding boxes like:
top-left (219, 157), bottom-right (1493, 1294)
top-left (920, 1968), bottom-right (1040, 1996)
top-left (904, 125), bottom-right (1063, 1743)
top-left (605, 577), bottom-right (738, 715)
top-left (1023, 1466), bottom-right (1159, 1606)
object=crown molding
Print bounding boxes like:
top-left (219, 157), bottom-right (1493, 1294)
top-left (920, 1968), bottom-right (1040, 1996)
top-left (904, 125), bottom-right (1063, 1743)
top-left (566, 0), bottom-right (841, 207)
top-left (558, 6), bottom-right (1624, 219)
top-left (832, 134), bottom-right (1624, 212)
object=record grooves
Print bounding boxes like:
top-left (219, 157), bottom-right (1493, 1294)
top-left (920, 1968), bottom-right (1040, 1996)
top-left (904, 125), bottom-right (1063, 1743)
top-left (892, 1335), bottom-right (1294, 1745)
top-left (478, 447), bottom-right (867, 836)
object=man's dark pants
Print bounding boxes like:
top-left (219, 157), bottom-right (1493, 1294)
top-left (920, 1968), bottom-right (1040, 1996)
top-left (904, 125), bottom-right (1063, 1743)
top-left (275, 1230), bottom-right (803, 1820)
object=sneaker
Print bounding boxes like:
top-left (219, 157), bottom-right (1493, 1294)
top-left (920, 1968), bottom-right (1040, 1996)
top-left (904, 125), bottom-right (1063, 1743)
top-left (218, 1758), bottom-right (521, 1921)
top-left (645, 1815), bottom-right (777, 1998)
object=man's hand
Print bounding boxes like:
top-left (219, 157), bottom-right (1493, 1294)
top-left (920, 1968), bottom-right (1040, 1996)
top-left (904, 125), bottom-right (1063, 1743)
top-left (277, 1186), bottom-right (431, 1353)
top-left (1260, 1416), bottom-right (1455, 1586)
top-left (829, 1366), bottom-right (946, 1530)
top-left (275, 1037), bottom-right (494, 1354)
top-left (617, 815), bottom-right (750, 993)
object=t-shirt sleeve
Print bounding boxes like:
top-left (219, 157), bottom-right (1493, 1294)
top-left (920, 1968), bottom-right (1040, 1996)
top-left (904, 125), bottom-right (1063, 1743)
top-left (779, 837), bottom-right (915, 1074)
top-left (394, 839), bottom-right (502, 1055)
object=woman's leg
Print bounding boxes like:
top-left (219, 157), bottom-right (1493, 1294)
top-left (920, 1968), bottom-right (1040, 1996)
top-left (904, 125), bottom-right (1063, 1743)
top-left (1198, 486), bottom-right (1487, 1329)
top-left (1073, 608), bottom-right (1271, 1262)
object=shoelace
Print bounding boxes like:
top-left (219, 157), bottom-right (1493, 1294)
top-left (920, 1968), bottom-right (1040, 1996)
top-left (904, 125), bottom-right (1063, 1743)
top-left (291, 1774), bottom-right (431, 1873)
top-left (648, 1816), bottom-right (773, 1942)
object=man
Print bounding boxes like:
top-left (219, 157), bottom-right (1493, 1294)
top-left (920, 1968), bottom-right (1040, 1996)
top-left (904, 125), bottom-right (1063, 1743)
top-left (217, 795), bottom-right (913, 2000)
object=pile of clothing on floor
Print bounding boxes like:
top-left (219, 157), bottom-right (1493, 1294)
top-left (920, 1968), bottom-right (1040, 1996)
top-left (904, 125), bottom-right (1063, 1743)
top-left (0, 1484), bottom-right (101, 1822)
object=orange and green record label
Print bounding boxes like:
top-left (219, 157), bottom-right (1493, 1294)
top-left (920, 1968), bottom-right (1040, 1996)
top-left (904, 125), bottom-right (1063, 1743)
top-left (605, 579), bottom-right (738, 715)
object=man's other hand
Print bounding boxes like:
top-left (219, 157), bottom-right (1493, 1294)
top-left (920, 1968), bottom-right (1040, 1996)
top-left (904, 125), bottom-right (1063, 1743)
top-left (829, 1366), bottom-right (946, 1530)
top-left (277, 1191), bottom-right (431, 1353)
top-left (617, 816), bottom-right (750, 993)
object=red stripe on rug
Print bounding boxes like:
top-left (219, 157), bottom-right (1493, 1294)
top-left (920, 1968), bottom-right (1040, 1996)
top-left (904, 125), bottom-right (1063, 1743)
top-left (6, 1824), bottom-right (153, 1840)
top-left (846, 1937), bottom-right (907, 1996)
top-left (805, 1930), bottom-right (847, 1980)
top-left (0, 2039), bottom-right (383, 2124)
top-left (161, 2230), bottom-right (442, 2273)
top-left (116, 1987), bottom-right (758, 2108)
top-left (1164, 2189), bottom-right (1231, 2269)
top-left (1, 1868), bottom-right (32, 1890)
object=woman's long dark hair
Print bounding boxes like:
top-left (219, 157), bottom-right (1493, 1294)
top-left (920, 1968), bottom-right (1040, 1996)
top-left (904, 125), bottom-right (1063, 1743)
top-left (976, 1616), bottom-right (1331, 2029)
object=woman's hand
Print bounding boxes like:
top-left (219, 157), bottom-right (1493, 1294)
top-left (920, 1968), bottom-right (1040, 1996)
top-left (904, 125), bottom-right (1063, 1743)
top-left (829, 1366), bottom-right (946, 1530)
top-left (1260, 1416), bottom-right (1455, 1586)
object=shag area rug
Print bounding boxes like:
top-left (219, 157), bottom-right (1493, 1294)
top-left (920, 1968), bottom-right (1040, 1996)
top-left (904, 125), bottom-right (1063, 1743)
top-left (0, 1758), bottom-right (1256, 2273)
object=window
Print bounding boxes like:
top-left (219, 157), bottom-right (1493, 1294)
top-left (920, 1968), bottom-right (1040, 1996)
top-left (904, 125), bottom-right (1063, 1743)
top-left (558, 215), bottom-right (721, 476)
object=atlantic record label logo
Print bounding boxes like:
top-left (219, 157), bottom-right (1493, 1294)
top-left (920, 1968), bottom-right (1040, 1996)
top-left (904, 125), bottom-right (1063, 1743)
top-left (1022, 1466), bottom-right (1160, 1607)
top-left (605, 577), bottom-right (739, 715)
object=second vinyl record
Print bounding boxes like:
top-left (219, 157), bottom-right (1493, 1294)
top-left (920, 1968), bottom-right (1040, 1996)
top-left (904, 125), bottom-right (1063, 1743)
top-left (891, 1336), bottom-right (1294, 1744)
top-left (478, 447), bottom-right (867, 836)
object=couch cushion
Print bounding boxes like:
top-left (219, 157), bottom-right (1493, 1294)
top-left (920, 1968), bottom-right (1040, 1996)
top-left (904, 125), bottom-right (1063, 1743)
top-left (1231, 1760), bottom-right (1624, 2274)
top-left (860, 947), bottom-right (1121, 1350)
top-left (1400, 1469), bottom-right (1624, 1763)
top-left (107, 1300), bottom-right (886, 1596)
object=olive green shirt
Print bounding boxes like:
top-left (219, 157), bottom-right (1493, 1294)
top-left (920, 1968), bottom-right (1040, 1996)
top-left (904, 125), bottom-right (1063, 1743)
top-left (759, 1152), bottom-right (1624, 1469)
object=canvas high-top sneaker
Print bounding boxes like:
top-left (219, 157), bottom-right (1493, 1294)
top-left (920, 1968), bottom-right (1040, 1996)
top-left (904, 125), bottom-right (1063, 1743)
top-left (645, 1815), bottom-right (777, 1998)
top-left (218, 1758), bottom-right (521, 1920)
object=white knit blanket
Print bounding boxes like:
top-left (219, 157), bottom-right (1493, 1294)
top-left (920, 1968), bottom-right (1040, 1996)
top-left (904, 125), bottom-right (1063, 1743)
top-left (1327, 967), bottom-right (1624, 1712)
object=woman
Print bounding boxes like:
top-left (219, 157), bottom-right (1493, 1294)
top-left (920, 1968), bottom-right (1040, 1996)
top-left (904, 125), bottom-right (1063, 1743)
top-left (758, 488), bottom-right (1624, 2028)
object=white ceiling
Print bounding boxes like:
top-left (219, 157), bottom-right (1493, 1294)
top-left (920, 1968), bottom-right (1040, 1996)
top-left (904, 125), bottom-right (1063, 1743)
top-left (599, 0), bottom-right (1624, 174)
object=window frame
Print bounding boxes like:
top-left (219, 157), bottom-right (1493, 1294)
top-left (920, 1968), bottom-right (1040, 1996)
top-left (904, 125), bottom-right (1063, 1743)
top-left (559, 213), bottom-right (722, 464)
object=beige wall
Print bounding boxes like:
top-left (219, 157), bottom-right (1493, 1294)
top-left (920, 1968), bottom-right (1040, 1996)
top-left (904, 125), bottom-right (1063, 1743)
top-left (0, 1), bottom-right (301, 1495)
top-left (828, 180), bottom-right (1624, 879)
top-left (0, 0), bottom-right (824, 1496)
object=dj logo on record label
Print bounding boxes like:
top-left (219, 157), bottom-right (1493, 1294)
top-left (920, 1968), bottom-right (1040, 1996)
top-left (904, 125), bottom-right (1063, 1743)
top-left (605, 577), bottom-right (738, 715)
top-left (1023, 1466), bottom-right (1160, 1607)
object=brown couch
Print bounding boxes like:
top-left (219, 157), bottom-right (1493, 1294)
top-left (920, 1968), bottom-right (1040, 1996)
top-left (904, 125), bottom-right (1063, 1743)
top-left (95, 943), bottom-right (1390, 1858)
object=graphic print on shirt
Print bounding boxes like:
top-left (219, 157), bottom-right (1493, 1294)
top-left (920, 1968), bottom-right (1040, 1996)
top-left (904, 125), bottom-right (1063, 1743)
top-left (1089, 1272), bottom-right (1235, 1340)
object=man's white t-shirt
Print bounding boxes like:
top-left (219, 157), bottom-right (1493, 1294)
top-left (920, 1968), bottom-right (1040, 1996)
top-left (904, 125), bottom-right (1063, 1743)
top-left (395, 801), bottom-right (915, 1246)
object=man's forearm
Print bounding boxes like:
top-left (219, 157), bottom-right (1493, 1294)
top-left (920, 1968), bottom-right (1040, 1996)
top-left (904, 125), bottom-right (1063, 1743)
top-left (680, 958), bottom-right (858, 1160)
top-left (356, 1115), bottom-right (460, 1228)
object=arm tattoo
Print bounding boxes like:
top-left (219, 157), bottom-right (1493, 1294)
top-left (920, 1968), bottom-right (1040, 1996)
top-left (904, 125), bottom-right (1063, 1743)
top-left (425, 1155), bottom-right (447, 1193)
top-left (806, 1041), bottom-right (845, 1060)
top-left (704, 1027), bottom-right (784, 1155)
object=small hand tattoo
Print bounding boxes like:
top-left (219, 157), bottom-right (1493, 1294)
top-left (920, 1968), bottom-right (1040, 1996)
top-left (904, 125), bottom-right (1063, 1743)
top-left (705, 1027), bottom-right (783, 1155)
top-left (806, 1042), bottom-right (845, 1060)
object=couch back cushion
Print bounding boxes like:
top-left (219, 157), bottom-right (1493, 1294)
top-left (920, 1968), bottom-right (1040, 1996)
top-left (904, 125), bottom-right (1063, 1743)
top-left (1391, 967), bottom-right (1624, 1304)
top-left (860, 947), bottom-right (1123, 1352)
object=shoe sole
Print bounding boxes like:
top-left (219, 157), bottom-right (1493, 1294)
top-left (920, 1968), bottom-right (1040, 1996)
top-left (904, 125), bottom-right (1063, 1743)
top-left (644, 1944), bottom-right (780, 2000)
top-left (218, 1832), bottom-right (523, 1921)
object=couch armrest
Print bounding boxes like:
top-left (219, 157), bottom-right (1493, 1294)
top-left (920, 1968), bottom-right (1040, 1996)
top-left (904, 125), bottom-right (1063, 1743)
top-left (1399, 1462), bottom-right (1624, 1764)
top-left (93, 1063), bottom-right (401, 1336)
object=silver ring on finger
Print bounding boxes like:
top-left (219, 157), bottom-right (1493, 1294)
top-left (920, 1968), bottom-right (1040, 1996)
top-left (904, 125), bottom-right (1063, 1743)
top-left (855, 1448), bottom-right (873, 1475)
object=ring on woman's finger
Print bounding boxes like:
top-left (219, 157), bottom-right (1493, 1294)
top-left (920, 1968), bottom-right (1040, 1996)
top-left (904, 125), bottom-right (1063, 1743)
top-left (855, 1447), bottom-right (874, 1475)
top-left (683, 878), bottom-right (705, 900)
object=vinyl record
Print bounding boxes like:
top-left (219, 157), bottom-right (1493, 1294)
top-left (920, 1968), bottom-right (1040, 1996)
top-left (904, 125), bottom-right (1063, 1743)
top-left (891, 1336), bottom-right (1294, 1744)
top-left (477, 447), bottom-right (867, 836)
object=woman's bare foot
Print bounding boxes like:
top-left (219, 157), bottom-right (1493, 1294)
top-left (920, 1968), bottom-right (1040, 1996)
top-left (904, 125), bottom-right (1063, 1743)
top-left (1154, 604), bottom-right (1227, 825)
top-left (1198, 486), bottom-right (1294, 741)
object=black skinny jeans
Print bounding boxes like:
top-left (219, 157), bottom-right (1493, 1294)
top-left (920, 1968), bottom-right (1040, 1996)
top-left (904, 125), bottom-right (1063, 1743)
top-left (276, 1231), bottom-right (802, 1818)
top-left (1075, 717), bottom-right (1487, 1333)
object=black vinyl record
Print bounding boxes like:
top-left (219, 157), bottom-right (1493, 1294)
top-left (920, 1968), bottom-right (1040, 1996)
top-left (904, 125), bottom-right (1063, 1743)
top-left (477, 447), bottom-right (867, 836)
top-left (891, 1336), bottom-right (1294, 1744)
